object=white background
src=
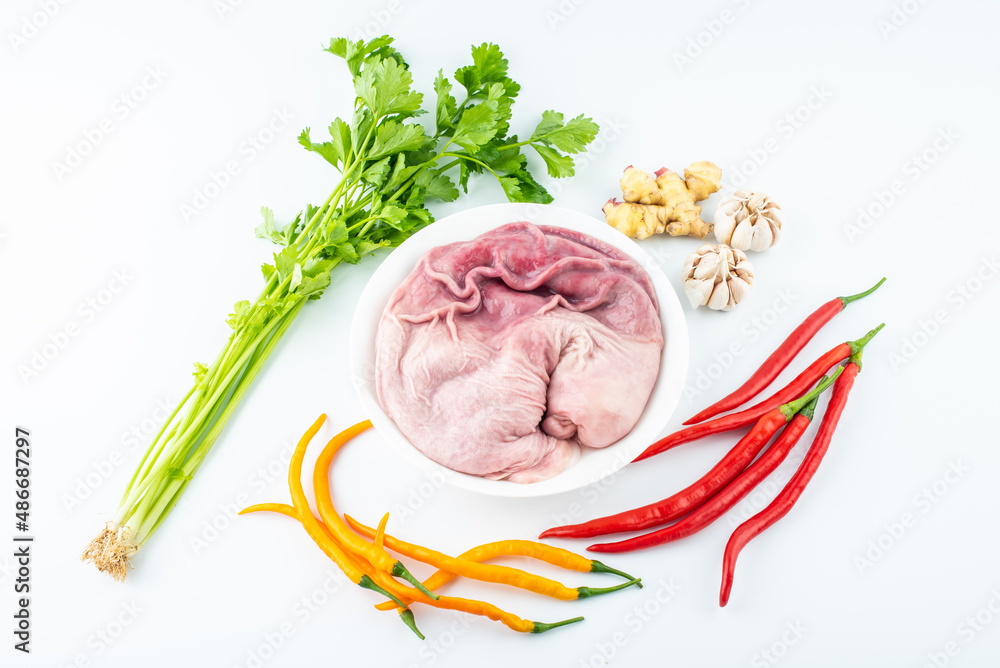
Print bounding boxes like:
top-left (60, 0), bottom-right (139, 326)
top-left (2, 0), bottom-right (999, 666)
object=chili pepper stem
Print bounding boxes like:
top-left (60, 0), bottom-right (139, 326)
top-left (358, 575), bottom-right (412, 617)
top-left (590, 560), bottom-right (643, 587)
top-left (848, 334), bottom-right (874, 370)
top-left (397, 608), bottom-right (425, 640)
top-left (576, 578), bottom-right (643, 599)
top-left (839, 277), bottom-right (886, 307)
top-left (847, 323), bottom-right (885, 359)
top-left (391, 561), bottom-right (440, 600)
top-left (779, 367), bottom-right (843, 420)
top-left (531, 616), bottom-right (585, 634)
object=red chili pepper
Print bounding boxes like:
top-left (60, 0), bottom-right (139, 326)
top-left (586, 393), bottom-right (820, 553)
top-left (683, 278), bottom-right (884, 425)
top-left (719, 356), bottom-right (862, 607)
top-left (633, 324), bottom-right (882, 463)
top-left (540, 372), bottom-right (841, 542)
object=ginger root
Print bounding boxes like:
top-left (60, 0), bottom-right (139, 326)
top-left (604, 161), bottom-right (721, 239)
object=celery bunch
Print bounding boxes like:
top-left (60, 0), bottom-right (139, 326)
top-left (82, 35), bottom-right (598, 580)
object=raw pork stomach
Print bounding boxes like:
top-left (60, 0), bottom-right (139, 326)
top-left (375, 222), bottom-right (664, 483)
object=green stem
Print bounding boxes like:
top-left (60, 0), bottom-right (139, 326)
top-left (780, 367), bottom-right (844, 420)
top-left (531, 616), bottom-right (585, 634)
top-left (589, 560), bottom-right (643, 587)
top-left (576, 578), bottom-right (642, 599)
top-left (848, 323), bottom-right (885, 357)
top-left (115, 295), bottom-right (297, 519)
top-left (440, 152), bottom-right (499, 180)
top-left (127, 300), bottom-right (306, 544)
top-left (840, 277), bottom-right (886, 308)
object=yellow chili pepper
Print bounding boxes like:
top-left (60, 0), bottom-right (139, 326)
top-left (241, 502), bottom-right (584, 633)
top-left (345, 515), bottom-right (640, 603)
top-left (259, 414), bottom-right (425, 637)
top-left (311, 420), bottom-right (439, 602)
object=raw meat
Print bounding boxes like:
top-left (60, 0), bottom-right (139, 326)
top-left (375, 222), bottom-right (664, 483)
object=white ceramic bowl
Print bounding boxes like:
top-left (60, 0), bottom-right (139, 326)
top-left (350, 203), bottom-right (689, 497)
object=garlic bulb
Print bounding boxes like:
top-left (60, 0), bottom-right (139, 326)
top-left (714, 191), bottom-right (783, 251)
top-left (681, 244), bottom-right (754, 311)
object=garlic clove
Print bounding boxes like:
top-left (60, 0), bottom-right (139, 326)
top-left (749, 223), bottom-right (773, 252)
top-left (685, 280), bottom-right (714, 309)
top-left (707, 282), bottom-right (732, 310)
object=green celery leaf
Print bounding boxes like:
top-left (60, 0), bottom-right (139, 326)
top-left (354, 57), bottom-right (423, 118)
top-left (532, 144), bottom-right (575, 178)
top-left (261, 263), bottom-right (276, 282)
top-left (290, 263), bottom-right (303, 292)
top-left (362, 156), bottom-right (391, 185)
top-left (530, 112), bottom-right (599, 154)
top-left (368, 121), bottom-right (426, 160)
top-left (455, 43), bottom-right (508, 93)
top-left (281, 211), bottom-right (304, 247)
top-left (226, 300), bottom-right (252, 330)
top-left (322, 219), bottom-right (349, 246)
top-left (478, 139), bottom-right (526, 173)
top-left (355, 240), bottom-right (391, 258)
top-left (327, 35), bottom-right (401, 77)
top-left (298, 128), bottom-right (343, 168)
top-left (452, 102), bottom-right (500, 152)
top-left (405, 185), bottom-right (427, 210)
top-left (484, 82), bottom-right (513, 134)
top-left (274, 247), bottom-right (297, 281)
top-left (458, 161), bottom-right (472, 192)
top-left (331, 242), bottom-right (360, 264)
top-left (423, 172), bottom-right (459, 202)
top-left (376, 203), bottom-right (409, 230)
top-left (254, 207), bottom-right (284, 245)
top-left (329, 118), bottom-right (352, 165)
top-left (303, 256), bottom-right (336, 277)
top-left (510, 168), bottom-right (553, 203)
top-left (498, 176), bottom-right (522, 202)
top-left (434, 70), bottom-right (458, 134)
top-left (385, 154), bottom-right (419, 192)
top-left (296, 272), bottom-right (333, 300)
